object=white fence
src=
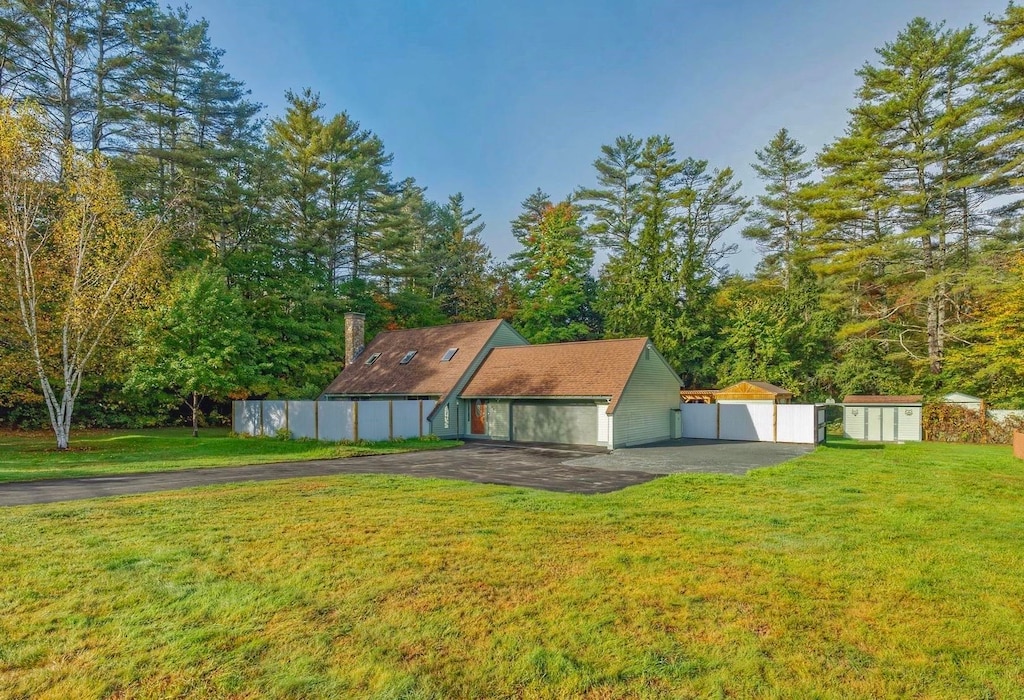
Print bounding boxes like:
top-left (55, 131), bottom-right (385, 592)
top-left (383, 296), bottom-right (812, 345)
top-left (233, 399), bottom-right (436, 442)
top-left (681, 403), bottom-right (826, 444)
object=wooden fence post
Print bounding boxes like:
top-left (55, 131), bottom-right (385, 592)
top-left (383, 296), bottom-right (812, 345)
top-left (981, 400), bottom-right (988, 444)
top-left (419, 400), bottom-right (424, 438)
top-left (716, 403), bottom-right (721, 440)
top-left (388, 400), bottom-right (394, 440)
top-left (772, 403), bottom-right (778, 443)
top-left (353, 401), bottom-right (359, 442)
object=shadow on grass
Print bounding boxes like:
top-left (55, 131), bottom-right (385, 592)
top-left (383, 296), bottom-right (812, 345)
top-left (822, 441), bottom-right (884, 451)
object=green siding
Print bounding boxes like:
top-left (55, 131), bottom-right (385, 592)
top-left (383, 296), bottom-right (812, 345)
top-left (429, 322), bottom-right (528, 438)
top-left (511, 401), bottom-right (600, 445)
top-left (485, 400), bottom-right (511, 440)
top-left (612, 346), bottom-right (681, 448)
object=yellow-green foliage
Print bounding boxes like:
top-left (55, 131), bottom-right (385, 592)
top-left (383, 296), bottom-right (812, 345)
top-left (1, 440), bottom-right (1022, 698)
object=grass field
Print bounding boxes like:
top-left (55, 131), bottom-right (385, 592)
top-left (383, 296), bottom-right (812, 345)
top-left (0, 428), bottom-right (458, 483)
top-left (1, 439), bottom-right (1022, 698)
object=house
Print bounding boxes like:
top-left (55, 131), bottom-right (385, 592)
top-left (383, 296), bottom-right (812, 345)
top-left (842, 395), bottom-right (923, 442)
top-left (715, 381), bottom-right (793, 404)
top-left (320, 314), bottom-right (529, 438)
top-left (320, 314), bottom-right (684, 449)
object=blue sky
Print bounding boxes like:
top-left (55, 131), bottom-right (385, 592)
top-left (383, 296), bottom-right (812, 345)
top-left (188, 0), bottom-right (1007, 273)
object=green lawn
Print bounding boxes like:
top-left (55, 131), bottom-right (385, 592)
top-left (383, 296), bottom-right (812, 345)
top-left (0, 428), bottom-right (459, 483)
top-left (1, 440), bottom-right (1022, 699)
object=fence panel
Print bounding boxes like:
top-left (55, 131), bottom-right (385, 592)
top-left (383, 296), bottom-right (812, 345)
top-left (261, 401), bottom-right (287, 437)
top-left (392, 401), bottom-right (423, 439)
top-left (317, 401), bottom-right (355, 441)
top-left (421, 400), bottom-right (437, 436)
top-left (357, 401), bottom-right (390, 442)
top-left (287, 401), bottom-right (317, 439)
top-left (681, 404), bottom-right (718, 439)
top-left (719, 403), bottom-right (773, 441)
top-left (777, 404), bottom-right (817, 444)
top-left (234, 400), bottom-right (262, 436)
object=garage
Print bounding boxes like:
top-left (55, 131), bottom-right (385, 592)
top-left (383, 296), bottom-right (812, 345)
top-left (511, 401), bottom-right (599, 445)
top-left (459, 337), bottom-right (683, 449)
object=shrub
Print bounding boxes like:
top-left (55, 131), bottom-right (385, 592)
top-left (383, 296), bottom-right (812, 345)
top-left (923, 403), bottom-right (1024, 445)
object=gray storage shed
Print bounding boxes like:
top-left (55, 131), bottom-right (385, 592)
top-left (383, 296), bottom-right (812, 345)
top-left (843, 395), bottom-right (923, 442)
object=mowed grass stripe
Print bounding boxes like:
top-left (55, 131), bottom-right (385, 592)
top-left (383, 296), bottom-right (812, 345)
top-left (0, 440), bottom-right (1022, 698)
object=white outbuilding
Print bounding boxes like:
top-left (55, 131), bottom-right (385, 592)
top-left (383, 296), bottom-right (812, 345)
top-left (843, 395), bottom-right (923, 442)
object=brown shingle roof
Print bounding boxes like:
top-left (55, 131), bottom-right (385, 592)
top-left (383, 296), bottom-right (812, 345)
top-left (461, 337), bottom-right (663, 413)
top-left (322, 319), bottom-right (508, 397)
top-left (843, 395), bottom-right (923, 405)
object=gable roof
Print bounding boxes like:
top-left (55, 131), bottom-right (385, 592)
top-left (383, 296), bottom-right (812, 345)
top-left (461, 337), bottom-right (671, 413)
top-left (943, 392), bottom-right (982, 403)
top-left (321, 319), bottom-right (506, 397)
top-left (843, 395), bottom-right (923, 405)
top-left (716, 380), bottom-right (793, 400)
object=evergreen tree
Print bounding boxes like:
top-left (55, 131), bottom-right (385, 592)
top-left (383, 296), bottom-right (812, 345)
top-left (576, 135), bottom-right (643, 251)
top-left (510, 194), bottom-right (597, 342)
top-left (742, 128), bottom-right (813, 284)
top-left (426, 193), bottom-right (494, 321)
top-left (809, 18), bottom-right (989, 376)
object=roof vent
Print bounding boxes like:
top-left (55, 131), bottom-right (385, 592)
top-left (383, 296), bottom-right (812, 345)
top-left (441, 348), bottom-right (458, 362)
top-left (399, 350), bottom-right (417, 365)
top-left (365, 352), bottom-right (381, 366)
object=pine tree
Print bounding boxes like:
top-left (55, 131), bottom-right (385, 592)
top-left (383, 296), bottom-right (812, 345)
top-left (576, 135), bottom-right (643, 251)
top-left (511, 195), bottom-right (596, 343)
top-left (810, 18), bottom-right (989, 375)
top-left (426, 193), bottom-right (494, 321)
top-left (742, 128), bottom-right (813, 284)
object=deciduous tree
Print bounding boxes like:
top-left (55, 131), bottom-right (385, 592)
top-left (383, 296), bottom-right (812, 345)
top-left (0, 100), bottom-right (164, 447)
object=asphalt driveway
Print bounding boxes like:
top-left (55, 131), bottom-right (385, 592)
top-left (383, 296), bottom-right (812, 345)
top-left (0, 439), bottom-right (816, 506)
top-left (566, 439), bottom-right (816, 474)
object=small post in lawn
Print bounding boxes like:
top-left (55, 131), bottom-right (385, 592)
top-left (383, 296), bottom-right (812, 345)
top-left (1014, 431), bottom-right (1024, 460)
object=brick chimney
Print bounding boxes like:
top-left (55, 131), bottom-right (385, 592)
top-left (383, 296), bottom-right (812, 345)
top-left (344, 312), bottom-right (365, 367)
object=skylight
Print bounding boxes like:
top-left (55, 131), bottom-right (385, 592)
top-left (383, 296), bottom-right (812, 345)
top-left (399, 350), bottom-right (417, 365)
top-left (365, 352), bottom-right (381, 365)
top-left (441, 348), bottom-right (458, 362)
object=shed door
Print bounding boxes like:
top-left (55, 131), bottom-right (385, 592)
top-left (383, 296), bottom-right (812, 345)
top-left (512, 401), bottom-right (598, 446)
top-left (865, 408), bottom-right (882, 441)
top-left (881, 407), bottom-right (897, 441)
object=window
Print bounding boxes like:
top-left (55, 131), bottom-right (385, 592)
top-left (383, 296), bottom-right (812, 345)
top-left (399, 350), bottom-right (417, 364)
top-left (365, 352), bottom-right (381, 365)
top-left (441, 348), bottom-right (458, 362)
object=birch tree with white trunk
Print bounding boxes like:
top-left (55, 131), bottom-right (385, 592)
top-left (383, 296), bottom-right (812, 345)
top-left (0, 100), bottom-right (164, 449)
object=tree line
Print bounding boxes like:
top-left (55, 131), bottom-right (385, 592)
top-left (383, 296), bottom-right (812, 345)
top-left (1, 1), bottom-right (1023, 445)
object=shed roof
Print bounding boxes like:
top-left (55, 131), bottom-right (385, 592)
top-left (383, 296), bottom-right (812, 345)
top-left (943, 392), bottom-right (982, 403)
top-left (461, 337), bottom-right (665, 413)
top-left (321, 319), bottom-right (507, 397)
top-left (716, 380), bottom-right (793, 400)
top-left (843, 395), bottom-right (923, 405)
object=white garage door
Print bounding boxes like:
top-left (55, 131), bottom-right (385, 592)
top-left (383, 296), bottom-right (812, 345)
top-left (512, 401), bottom-right (598, 446)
